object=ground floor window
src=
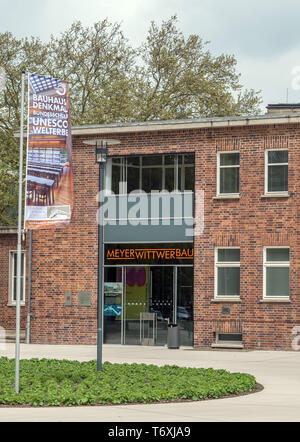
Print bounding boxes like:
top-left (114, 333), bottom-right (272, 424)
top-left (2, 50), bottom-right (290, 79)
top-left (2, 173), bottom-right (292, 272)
top-left (264, 247), bottom-right (290, 299)
top-left (9, 251), bottom-right (26, 305)
top-left (103, 265), bottom-right (193, 347)
top-left (215, 333), bottom-right (243, 347)
top-left (215, 248), bottom-right (240, 299)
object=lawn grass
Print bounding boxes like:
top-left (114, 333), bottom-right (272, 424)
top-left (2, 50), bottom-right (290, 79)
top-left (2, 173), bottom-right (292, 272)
top-left (0, 357), bottom-right (257, 407)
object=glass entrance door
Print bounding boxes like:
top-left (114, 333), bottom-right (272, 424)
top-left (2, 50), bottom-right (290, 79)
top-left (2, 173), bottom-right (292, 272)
top-left (124, 267), bottom-right (149, 345)
top-left (123, 266), bottom-right (175, 346)
top-left (149, 267), bottom-right (174, 345)
top-left (104, 265), bottom-right (193, 346)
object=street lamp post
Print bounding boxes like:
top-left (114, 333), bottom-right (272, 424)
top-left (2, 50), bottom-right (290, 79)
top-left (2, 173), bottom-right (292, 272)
top-left (15, 71), bottom-right (26, 394)
top-left (83, 138), bottom-right (120, 371)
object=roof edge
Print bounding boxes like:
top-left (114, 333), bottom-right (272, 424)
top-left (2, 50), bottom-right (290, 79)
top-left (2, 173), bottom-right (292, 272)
top-left (70, 113), bottom-right (300, 135)
top-left (14, 112), bottom-right (300, 138)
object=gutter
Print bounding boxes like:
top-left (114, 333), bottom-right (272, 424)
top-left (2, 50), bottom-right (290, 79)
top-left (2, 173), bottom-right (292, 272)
top-left (70, 113), bottom-right (300, 136)
top-left (14, 113), bottom-right (300, 138)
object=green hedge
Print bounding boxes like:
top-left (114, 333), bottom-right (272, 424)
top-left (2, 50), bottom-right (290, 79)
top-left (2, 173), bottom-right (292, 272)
top-left (0, 358), bottom-right (256, 406)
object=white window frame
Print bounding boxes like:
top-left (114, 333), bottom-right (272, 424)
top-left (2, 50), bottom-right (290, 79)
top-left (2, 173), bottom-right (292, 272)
top-left (8, 250), bottom-right (26, 306)
top-left (217, 151), bottom-right (240, 197)
top-left (265, 149), bottom-right (289, 195)
top-left (214, 247), bottom-right (240, 300)
top-left (263, 246), bottom-right (290, 300)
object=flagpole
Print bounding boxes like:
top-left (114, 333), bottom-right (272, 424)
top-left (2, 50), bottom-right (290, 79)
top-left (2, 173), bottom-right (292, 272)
top-left (15, 71), bottom-right (25, 394)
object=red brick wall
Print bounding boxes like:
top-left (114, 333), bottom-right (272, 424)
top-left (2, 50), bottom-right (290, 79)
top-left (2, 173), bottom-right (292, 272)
top-left (27, 123), bottom-right (300, 350)
top-left (0, 234), bottom-right (27, 333)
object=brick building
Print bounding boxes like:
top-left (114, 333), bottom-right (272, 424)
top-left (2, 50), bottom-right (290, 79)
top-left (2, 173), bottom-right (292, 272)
top-left (1, 105), bottom-right (299, 350)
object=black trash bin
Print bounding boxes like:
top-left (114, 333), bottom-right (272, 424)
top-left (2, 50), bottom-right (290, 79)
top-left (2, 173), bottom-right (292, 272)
top-left (167, 323), bottom-right (180, 349)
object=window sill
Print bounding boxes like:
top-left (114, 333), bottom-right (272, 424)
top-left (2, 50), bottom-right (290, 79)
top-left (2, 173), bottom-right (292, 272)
top-left (211, 343), bottom-right (244, 349)
top-left (259, 298), bottom-right (291, 303)
top-left (261, 193), bottom-right (290, 198)
top-left (213, 195), bottom-right (240, 200)
top-left (212, 298), bottom-right (241, 303)
top-left (7, 303), bottom-right (26, 307)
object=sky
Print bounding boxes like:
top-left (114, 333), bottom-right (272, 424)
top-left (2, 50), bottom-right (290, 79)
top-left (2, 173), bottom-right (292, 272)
top-left (2, 0), bottom-right (300, 111)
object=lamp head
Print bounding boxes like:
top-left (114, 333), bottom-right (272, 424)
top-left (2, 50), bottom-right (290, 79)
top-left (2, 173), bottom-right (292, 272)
top-left (82, 138), bottom-right (120, 164)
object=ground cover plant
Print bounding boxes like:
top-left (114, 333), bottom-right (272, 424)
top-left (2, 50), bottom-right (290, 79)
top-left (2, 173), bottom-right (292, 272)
top-left (0, 358), bottom-right (257, 406)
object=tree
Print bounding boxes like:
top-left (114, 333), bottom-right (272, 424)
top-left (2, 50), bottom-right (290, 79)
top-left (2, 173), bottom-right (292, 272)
top-left (0, 17), bottom-right (262, 225)
top-left (48, 20), bottom-right (137, 125)
top-left (0, 32), bottom-right (49, 225)
top-left (133, 16), bottom-right (261, 121)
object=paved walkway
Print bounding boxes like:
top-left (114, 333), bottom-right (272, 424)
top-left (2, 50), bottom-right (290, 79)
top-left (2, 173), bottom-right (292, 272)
top-left (0, 344), bottom-right (299, 422)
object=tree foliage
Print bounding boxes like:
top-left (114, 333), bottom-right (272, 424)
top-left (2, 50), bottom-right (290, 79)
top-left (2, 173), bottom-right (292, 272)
top-left (0, 16), bottom-right (262, 225)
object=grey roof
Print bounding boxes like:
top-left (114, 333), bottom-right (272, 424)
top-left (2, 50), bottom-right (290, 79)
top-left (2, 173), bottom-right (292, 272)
top-left (71, 111), bottom-right (300, 135)
top-left (14, 110), bottom-right (300, 138)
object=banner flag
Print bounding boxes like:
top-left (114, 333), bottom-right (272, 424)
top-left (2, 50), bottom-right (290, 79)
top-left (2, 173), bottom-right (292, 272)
top-left (25, 73), bottom-right (74, 229)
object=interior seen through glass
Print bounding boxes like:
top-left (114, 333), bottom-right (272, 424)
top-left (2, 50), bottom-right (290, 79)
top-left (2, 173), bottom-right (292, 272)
top-left (106, 154), bottom-right (195, 194)
top-left (104, 266), bottom-right (193, 346)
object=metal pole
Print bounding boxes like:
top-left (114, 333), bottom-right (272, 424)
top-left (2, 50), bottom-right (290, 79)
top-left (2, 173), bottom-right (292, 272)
top-left (15, 71), bottom-right (25, 394)
top-left (97, 155), bottom-right (105, 371)
top-left (26, 230), bottom-right (32, 344)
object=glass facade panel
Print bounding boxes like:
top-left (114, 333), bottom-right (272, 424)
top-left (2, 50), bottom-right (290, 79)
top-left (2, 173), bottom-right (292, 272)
top-left (106, 154), bottom-right (195, 194)
top-left (164, 167), bottom-right (175, 192)
top-left (104, 267), bottom-right (123, 344)
top-left (142, 167), bottom-right (163, 193)
top-left (127, 157), bottom-right (140, 166)
top-left (142, 156), bottom-right (162, 166)
top-left (177, 267), bottom-right (193, 346)
top-left (111, 163), bottom-right (121, 194)
top-left (184, 167), bottom-right (194, 191)
top-left (104, 262), bottom-right (193, 347)
top-left (164, 155), bottom-right (175, 165)
top-left (184, 154), bottom-right (194, 165)
top-left (127, 167), bottom-right (140, 193)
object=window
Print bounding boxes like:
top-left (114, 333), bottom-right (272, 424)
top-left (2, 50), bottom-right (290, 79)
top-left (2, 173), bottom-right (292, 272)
top-left (265, 149), bottom-right (288, 193)
top-left (217, 152), bottom-right (240, 195)
top-left (264, 248), bottom-right (290, 299)
top-left (9, 251), bottom-right (26, 305)
top-left (215, 248), bottom-right (240, 298)
top-left (216, 333), bottom-right (243, 344)
top-left (106, 154), bottom-right (195, 194)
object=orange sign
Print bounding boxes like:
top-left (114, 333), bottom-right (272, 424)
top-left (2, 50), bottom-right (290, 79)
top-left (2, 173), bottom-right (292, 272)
top-left (105, 244), bottom-right (194, 265)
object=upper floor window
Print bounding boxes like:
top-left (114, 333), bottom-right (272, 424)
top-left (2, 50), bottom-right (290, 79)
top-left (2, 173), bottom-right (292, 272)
top-left (217, 152), bottom-right (240, 196)
top-left (265, 150), bottom-right (288, 194)
top-left (106, 154), bottom-right (194, 194)
top-left (9, 251), bottom-right (26, 305)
